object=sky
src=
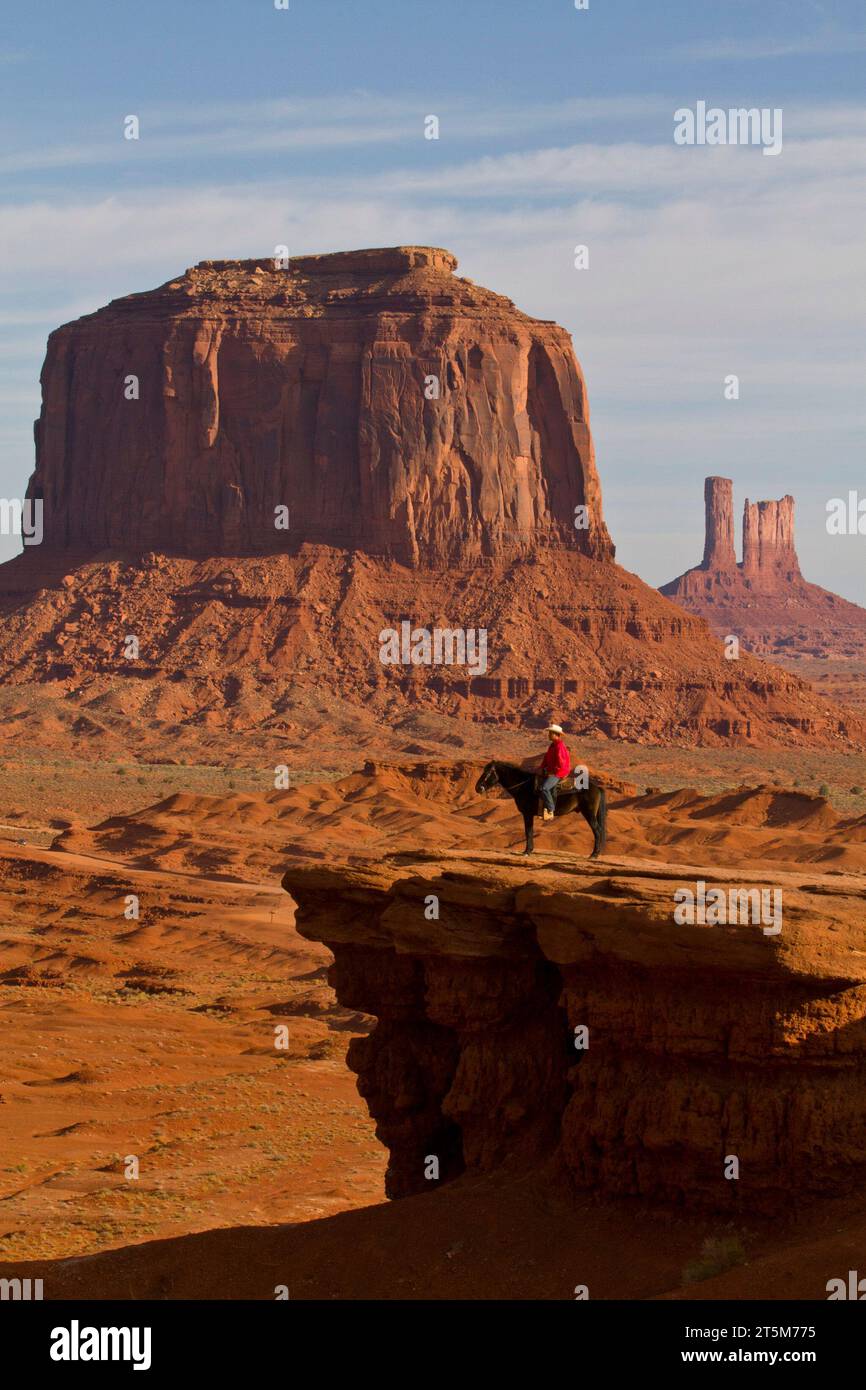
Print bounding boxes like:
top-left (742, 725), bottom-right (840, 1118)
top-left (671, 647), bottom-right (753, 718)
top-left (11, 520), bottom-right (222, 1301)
top-left (1, 0), bottom-right (865, 598)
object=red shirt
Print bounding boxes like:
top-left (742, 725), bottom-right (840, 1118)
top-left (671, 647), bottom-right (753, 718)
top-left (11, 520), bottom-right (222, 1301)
top-left (542, 739), bottom-right (571, 778)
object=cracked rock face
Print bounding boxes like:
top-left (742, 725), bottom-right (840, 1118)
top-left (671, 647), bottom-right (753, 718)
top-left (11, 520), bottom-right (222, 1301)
top-left (27, 245), bottom-right (613, 568)
top-left (702, 476), bottom-right (737, 570)
top-left (282, 848), bottom-right (866, 1213)
top-left (742, 495), bottom-right (799, 576)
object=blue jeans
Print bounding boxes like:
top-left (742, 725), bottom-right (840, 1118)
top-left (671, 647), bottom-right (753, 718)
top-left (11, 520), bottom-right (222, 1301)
top-left (541, 775), bottom-right (559, 813)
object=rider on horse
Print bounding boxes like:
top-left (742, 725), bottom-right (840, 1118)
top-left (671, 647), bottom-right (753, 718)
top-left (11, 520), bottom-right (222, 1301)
top-left (539, 723), bottom-right (571, 821)
top-left (474, 738), bottom-right (606, 857)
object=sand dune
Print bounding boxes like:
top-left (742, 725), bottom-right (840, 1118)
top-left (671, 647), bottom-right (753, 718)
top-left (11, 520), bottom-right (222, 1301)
top-left (52, 759), bottom-right (866, 876)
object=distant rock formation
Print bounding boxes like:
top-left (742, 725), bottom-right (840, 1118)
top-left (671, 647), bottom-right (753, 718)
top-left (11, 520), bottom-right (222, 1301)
top-left (661, 478), bottom-right (866, 659)
top-left (27, 246), bottom-right (613, 569)
top-left (670, 479), bottom-right (802, 591)
top-left (742, 494), bottom-right (799, 578)
top-left (702, 476), bottom-right (736, 570)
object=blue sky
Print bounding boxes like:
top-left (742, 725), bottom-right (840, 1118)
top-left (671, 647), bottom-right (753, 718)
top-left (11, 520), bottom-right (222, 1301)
top-left (1, 0), bottom-right (865, 597)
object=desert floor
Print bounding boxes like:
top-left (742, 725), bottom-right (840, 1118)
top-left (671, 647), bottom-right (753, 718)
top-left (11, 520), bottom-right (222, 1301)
top-left (2, 742), bottom-right (866, 1298)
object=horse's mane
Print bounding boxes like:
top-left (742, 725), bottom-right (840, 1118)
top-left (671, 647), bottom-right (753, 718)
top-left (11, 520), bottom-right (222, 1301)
top-left (491, 760), bottom-right (535, 785)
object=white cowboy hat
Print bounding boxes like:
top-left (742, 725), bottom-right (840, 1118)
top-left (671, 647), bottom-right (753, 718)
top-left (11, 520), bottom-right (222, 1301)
top-left (546, 723), bottom-right (564, 734)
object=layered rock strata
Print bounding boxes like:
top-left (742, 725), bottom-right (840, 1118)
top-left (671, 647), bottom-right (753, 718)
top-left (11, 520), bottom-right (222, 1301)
top-left (0, 547), bottom-right (862, 748)
top-left (27, 246), bottom-right (612, 568)
top-left (742, 495), bottom-right (799, 578)
top-left (282, 849), bottom-right (866, 1213)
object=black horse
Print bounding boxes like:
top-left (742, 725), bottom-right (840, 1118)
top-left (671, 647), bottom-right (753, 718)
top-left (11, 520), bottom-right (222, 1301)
top-left (475, 760), bottom-right (607, 857)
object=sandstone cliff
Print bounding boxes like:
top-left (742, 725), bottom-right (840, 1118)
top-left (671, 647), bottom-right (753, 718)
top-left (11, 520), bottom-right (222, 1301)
top-left (27, 246), bottom-right (612, 569)
top-left (283, 848), bottom-right (866, 1213)
top-left (661, 477), bottom-right (866, 659)
top-left (742, 495), bottom-right (799, 578)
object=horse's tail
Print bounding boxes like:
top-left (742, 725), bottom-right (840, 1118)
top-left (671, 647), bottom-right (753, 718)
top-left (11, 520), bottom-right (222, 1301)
top-left (597, 783), bottom-right (607, 846)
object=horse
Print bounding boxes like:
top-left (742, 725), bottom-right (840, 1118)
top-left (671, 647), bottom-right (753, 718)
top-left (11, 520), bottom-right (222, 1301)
top-left (474, 760), bottom-right (607, 858)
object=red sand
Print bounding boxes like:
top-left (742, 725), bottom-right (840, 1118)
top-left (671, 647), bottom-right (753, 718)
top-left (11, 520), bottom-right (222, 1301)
top-left (1, 758), bottom-right (865, 1298)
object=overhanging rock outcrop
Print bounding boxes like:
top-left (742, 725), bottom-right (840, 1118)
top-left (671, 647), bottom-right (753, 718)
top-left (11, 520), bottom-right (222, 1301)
top-left (282, 849), bottom-right (866, 1213)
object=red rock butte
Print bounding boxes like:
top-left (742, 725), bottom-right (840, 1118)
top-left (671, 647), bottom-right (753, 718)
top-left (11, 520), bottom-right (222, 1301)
top-left (2, 253), bottom-right (864, 750)
top-left (661, 477), bottom-right (866, 659)
top-left (680, 476), bottom-right (799, 578)
top-left (27, 245), bottom-right (612, 568)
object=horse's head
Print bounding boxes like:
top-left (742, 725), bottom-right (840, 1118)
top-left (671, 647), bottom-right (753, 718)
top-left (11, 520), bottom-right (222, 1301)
top-left (475, 761), bottom-right (499, 795)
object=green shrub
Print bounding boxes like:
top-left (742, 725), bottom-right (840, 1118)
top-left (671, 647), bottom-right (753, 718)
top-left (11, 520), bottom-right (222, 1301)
top-left (683, 1235), bottom-right (747, 1286)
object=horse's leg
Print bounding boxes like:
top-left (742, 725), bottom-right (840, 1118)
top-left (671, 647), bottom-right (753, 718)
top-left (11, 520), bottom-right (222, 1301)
top-left (588, 813), bottom-right (601, 859)
top-left (577, 792), bottom-right (602, 859)
top-left (523, 809), bottom-right (534, 854)
top-left (595, 785), bottom-right (607, 854)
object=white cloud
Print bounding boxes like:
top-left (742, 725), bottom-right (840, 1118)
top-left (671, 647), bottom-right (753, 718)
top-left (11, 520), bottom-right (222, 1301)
top-left (375, 133), bottom-right (866, 198)
top-left (670, 31), bottom-right (866, 60)
top-left (0, 124), bottom-right (412, 177)
top-left (144, 92), bottom-right (663, 132)
top-left (0, 93), bottom-right (667, 178)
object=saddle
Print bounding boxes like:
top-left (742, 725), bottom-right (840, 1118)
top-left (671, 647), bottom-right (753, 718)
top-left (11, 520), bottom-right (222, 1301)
top-left (533, 770), bottom-right (578, 816)
top-left (534, 771), bottom-right (579, 794)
